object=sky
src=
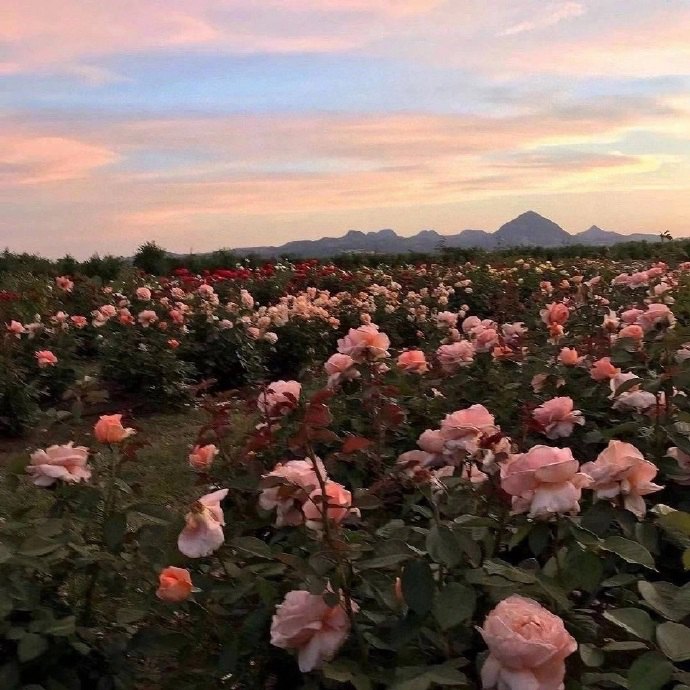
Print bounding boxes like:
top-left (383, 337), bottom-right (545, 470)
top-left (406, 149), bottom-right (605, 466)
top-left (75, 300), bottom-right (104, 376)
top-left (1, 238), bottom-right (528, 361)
top-left (2, 0), bottom-right (690, 257)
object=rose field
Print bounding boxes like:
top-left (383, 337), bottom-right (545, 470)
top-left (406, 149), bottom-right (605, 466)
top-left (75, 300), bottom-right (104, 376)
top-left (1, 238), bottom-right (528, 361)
top-left (2, 249), bottom-right (690, 690)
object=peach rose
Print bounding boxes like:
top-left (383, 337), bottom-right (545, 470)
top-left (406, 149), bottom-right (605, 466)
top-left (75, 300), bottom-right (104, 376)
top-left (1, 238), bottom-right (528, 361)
top-left (532, 397), bottom-right (584, 439)
top-left (501, 445), bottom-right (590, 517)
top-left (436, 340), bottom-right (475, 373)
top-left (637, 303), bottom-right (675, 332)
top-left (35, 350), bottom-right (58, 368)
top-left (618, 324), bottom-right (643, 341)
top-left (396, 349), bottom-right (429, 374)
top-left (590, 357), bottom-right (620, 381)
top-left (336, 323), bottom-right (390, 362)
top-left (26, 443), bottom-right (91, 487)
top-left (177, 488), bottom-right (228, 558)
top-left (257, 380), bottom-right (302, 419)
top-left (558, 348), bottom-right (581, 366)
top-left (270, 589), bottom-right (356, 672)
top-left (259, 458), bottom-right (326, 527)
top-left (156, 566), bottom-right (193, 602)
top-left (303, 481), bottom-right (356, 531)
top-left (581, 440), bottom-right (663, 518)
top-left (94, 414), bottom-right (135, 444)
top-left (6, 320), bottom-right (25, 336)
top-left (540, 302), bottom-right (569, 326)
top-left (188, 444), bottom-right (219, 472)
top-left (479, 595), bottom-right (577, 690)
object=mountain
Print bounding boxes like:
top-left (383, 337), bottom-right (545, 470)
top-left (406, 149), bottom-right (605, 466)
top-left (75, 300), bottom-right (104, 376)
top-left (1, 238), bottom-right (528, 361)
top-left (232, 212), bottom-right (660, 257)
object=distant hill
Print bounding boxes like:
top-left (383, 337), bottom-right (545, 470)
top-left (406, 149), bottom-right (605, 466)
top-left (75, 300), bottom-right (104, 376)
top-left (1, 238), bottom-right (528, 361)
top-left (231, 211), bottom-right (660, 257)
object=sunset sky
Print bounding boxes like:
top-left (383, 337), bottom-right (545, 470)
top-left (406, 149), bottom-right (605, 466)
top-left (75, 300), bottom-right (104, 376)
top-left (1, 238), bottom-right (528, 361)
top-left (2, 0), bottom-right (690, 257)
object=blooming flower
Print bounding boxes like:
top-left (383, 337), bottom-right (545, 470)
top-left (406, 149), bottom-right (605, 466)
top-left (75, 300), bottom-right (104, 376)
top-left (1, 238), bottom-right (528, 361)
top-left (26, 443), bottom-right (91, 487)
top-left (257, 380), bottom-right (302, 419)
top-left (94, 414), bottom-right (135, 444)
top-left (188, 444), bottom-right (219, 472)
top-left (336, 323), bottom-right (390, 362)
top-left (177, 489), bottom-right (228, 558)
top-left (35, 350), bottom-right (58, 368)
top-left (396, 349), bottom-right (429, 373)
top-left (532, 397), bottom-right (584, 439)
top-left (156, 566), bottom-right (193, 602)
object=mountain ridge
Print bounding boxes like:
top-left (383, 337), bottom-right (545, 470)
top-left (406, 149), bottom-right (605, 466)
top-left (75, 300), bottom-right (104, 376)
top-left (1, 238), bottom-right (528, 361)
top-left (230, 211), bottom-right (661, 258)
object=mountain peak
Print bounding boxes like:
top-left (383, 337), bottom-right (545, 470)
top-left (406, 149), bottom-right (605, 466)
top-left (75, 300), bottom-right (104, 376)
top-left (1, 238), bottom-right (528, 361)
top-left (494, 211), bottom-right (571, 246)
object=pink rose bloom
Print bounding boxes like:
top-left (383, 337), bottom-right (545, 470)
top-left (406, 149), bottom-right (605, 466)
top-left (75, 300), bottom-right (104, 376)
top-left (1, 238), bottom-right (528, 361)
top-left (474, 327), bottom-right (500, 353)
top-left (418, 428), bottom-right (446, 454)
top-left (337, 324), bottom-right (390, 362)
top-left (501, 445), bottom-right (590, 517)
top-left (156, 566), bottom-right (193, 603)
top-left (502, 322), bottom-right (527, 343)
top-left (188, 444), bottom-right (219, 472)
top-left (440, 404), bottom-right (498, 454)
top-left (621, 308), bottom-right (644, 324)
top-left (558, 348), bottom-right (581, 366)
top-left (618, 324), bottom-right (643, 341)
top-left (609, 373), bottom-right (656, 413)
top-left (270, 589), bottom-right (356, 672)
top-left (437, 340), bottom-right (475, 373)
top-left (637, 303), bottom-right (675, 332)
top-left (628, 271), bottom-right (649, 288)
top-left (137, 309), bottom-right (158, 327)
top-left (259, 458), bottom-right (325, 527)
top-left (70, 315), bottom-right (88, 328)
top-left (198, 284), bottom-right (215, 297)
top-left (26, 443), bottom-right (91, 487)
top-left (303, 481), bottom-right (356, 531)
top-left (55, 276), bottom-right (74, 292)
top-left (461, 315), bottom-right (482, 334)
top-left (396, 349), bottom-right (429, 374)
top-left (136, 287), bottom-right (152, 300)
top-left (93, 414), bottom-right (135, 444)
top-left (540, 302), bottom-right (569, 326)
top-left (169, 308), bottom-right (185, 325)
top-left (590, 357), bottom-right (620, 381)
top-left (581, 440), bottom-right (663, 518)
top-left (479, 595), bottom-right (577, 690)
top-left (35, 350), bottom-right (58, 368)
top-left (177, 488), bottom-right (228, 558)
top-left (6, 320), bottom-right (25, 336)
top-left (257, 380), bottom-right (302, 419)
top-left (436, 311), bottom-right (458, 329)
top-left (324, 353), bottom-right (359, 388)
top-left (532, 397), bottom-right (584, 439)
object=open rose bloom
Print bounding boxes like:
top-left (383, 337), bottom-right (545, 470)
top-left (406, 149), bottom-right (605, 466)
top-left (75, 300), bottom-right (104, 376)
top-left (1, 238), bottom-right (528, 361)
top-left (532, 397), bottom-right (584, 439)
top-left (94, 414), bottom-right (136, 444)
top-left (396, 349), bottom-right (429, 373)
top-left (188, 444), bottom-right (219, 472)
top-left (156, 566), bottom-right (193, 602)
top-left (26, 443), bottom-right (92, 487)
top-left (178, 489), bottom-right (228, 558)
top-left (270, 589), bottom-right (357, 672)
top-left (581, 440), bottom-right (662, 517)
top-left (479, 595), bottom-right (577, 690)
top-left (501, 446), bottom-right (591, 518)
top-left (337, 323), bottom-right (390, 362)
top-left (257, 380), bottom-right (302, 419)
top-left (440, 404), bottom-right (499, 454)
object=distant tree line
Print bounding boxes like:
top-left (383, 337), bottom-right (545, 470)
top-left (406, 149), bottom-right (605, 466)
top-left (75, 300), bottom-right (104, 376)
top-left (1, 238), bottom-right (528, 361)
top-left (1, 236), bottom-right (688, 280)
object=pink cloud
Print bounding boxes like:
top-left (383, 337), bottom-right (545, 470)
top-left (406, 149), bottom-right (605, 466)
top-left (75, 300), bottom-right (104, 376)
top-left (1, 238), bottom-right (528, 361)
top-left (498, 2), bottom-right (585, 37)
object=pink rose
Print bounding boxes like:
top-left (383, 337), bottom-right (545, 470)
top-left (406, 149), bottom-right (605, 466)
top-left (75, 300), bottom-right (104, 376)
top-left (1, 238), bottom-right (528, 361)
top-left (156, 566), bottom-right (193, 602)
top-left (137, 309), bottom-right (158, 327)
top-left (188, 444), bottom-right (219, 472)
top-left (437, 340), bottom-right (475, 373)
top-left (336, 324), bottom-right (390, 362)
top-left (70, 315), bottom-right (88, 328)
top-left (270, 589), bottom-right (356, 671)
top-left (94, 414), bottom-right (135, 444)
top-left (440, 404), bottom-right (498, 454)
top-left (590, 357), bottom-right (620, 381)
top-left (418, 428), bottom-right (446, 454)
top-left (136, 287), bottom-right (152, 300)
top-left (479, 595), bottom-right (577, 690)
top-left (501, 445), bottom-right (590, 517)
top-left (581, 440), bottom-right (663, 518)
top-left (177, 488), bottom-right (228, 558)
top-left (324, 353), bottom-right (359, 388)
top-left (637, 303), bottom-right (675, 332)
top-left (303, 481), bottom-right (356, 531)
top-left (618, 324), bottom-right (643, 341)
top-left (396, 349), bottom-right (429, 374)
top-left (474, 327), bottom-right (500, 353)
top-left (540, 302), bottom-right (570, 326)
top-left (55, 276), bottom-right (74, 292)
top-left (259, 458), bottom-right (325, 527)
top-left (257, 380), bottom-right (302, 419)
top-left (6, 320), bottom-right (25, 336)
top-left (35, 350), bottom-right (58, 368)
top-left (26, 443), bottom-right (91, 487)
top-left (532, 397), bottom-right (584, 439)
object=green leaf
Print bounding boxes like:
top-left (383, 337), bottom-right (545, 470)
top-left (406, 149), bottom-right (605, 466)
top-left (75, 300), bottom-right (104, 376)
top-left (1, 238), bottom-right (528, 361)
top-left (602, 536), bottom-right (656, 569)
top-left (116, 608), bottom-right (147, 625)
top-left (657, 622), bottom-right (690, 662)
top-left (103, 512), bottom-right (127, 552)
top-left (603, 608), bottom-right (655, 641)
top-left (426, 525), bottom-right (461, 568)
top-left (639, 581), bottom-right (686, 621)
top-left (17, 634), bottom-right (47, 662)
top-left (580, 643), bottom-right (604, 667)
top-left (18, 536), bottom-right (60, 557)
top-left (401, 560), bottom-right (435, 616)
top-left (230, 536), bottom-right (272, 559)
top-left (628, 652), bottom-right (673, 690)
top-left (433, 583), bottom-right (476, 630)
